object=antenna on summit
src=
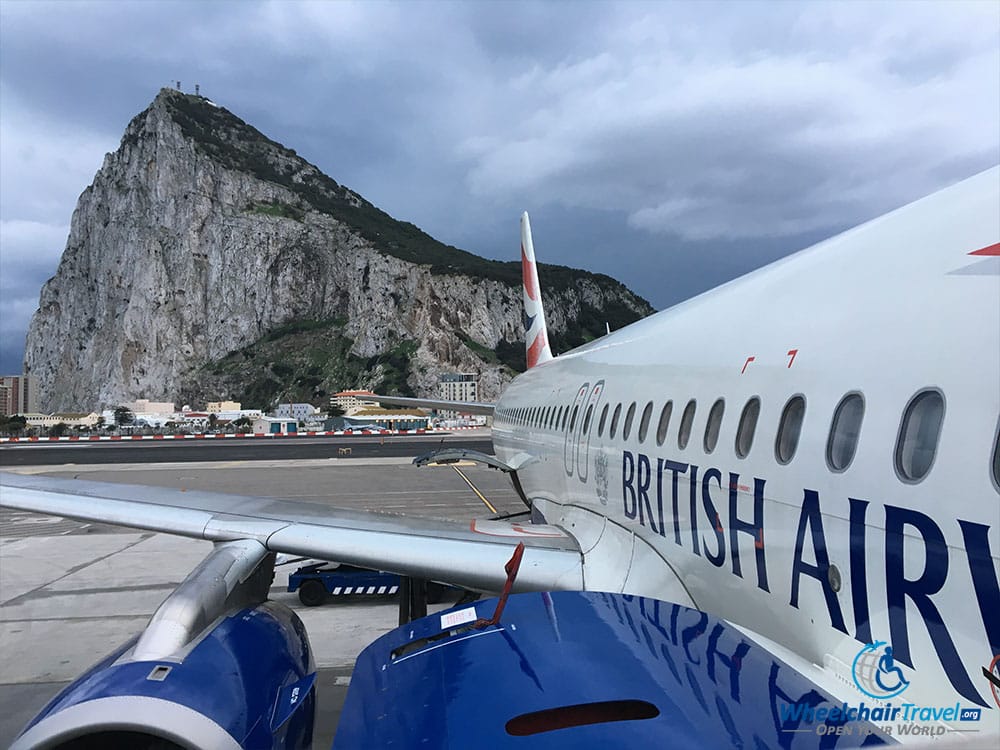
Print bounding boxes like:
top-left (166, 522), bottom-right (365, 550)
top-left (175, 80), bottom-right (181, 91)
top-left (195, 84), bottom-right (200, 97)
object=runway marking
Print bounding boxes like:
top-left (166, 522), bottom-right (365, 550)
top-left (451, 466), bottom-right (497, 514)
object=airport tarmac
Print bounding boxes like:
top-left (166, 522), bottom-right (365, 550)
top-left (0, 436), bottom-right (524, 748)
top-left (0, 432), bottom-right (494, 466)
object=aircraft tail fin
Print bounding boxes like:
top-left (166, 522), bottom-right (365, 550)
top-left (520, 212), bottom-right (554, 368)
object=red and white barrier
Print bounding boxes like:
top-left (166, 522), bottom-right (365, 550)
top-left (0, 427), bottom-right (488, 444)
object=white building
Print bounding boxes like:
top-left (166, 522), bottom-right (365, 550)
top-left (439, 373), bottom-right (478, 402)
top-left (252, 417), bottom-right (299, 435)
top-left (330, 390), bottom-right (379, 415)
top-left (438, 373), bottom-right (478, 418)
top-left (23, 412), bottom-right (101, 429)
top-left (273, 403), bottom-right (317, 420)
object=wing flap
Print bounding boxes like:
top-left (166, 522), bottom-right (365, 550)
top-left (0, 472), bottom-right (582, 593)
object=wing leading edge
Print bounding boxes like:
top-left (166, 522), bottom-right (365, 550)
top-left (0, 472), bottom-right (581, 592)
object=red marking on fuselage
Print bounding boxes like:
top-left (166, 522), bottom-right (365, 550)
top-left (970, 243), bottom-right (1000, 256)
top-left (741, 356), bottom-right (755, 374)
top-left (787, 349), bottom-right (798, 368)
top-left (521, 246), bottom-right (538, 300)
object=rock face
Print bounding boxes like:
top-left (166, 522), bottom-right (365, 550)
top-left (25, 89), bottom-right (653, 411)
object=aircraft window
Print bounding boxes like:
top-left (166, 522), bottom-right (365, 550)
top-left (583, 404), bottom-right (595, 434)
top-left (775, 396), bottom-right (806, 464)
top-left (569, 404), bottom-right (580, 432)
top-left (598, 403), bottom-right (609, 437)
top-left (736, 397), bottom-right (760, 458)
top-left (827, 393), bottom-right (864, 471)
top-left (895, 390), bottom-right (944, 482)
top-left (655, 401), bottom-right (673, 446)
top-left (622, 402), bottom-right (637, 440)
top-left (678, 400), bottom-right (696, 449)
top-left (561, 406), bottom-right (569, 431)
top-left (609, 403), bottom-right (622, 439)
top-left (638, 401), bottom-right (653, 443)
top-left (704, 398), bottom-right (725, 453)
top-left (546, 406), bottom-right (553, 428)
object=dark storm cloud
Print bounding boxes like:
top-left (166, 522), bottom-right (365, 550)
top-left (1, 0), bottom-right (997, 375)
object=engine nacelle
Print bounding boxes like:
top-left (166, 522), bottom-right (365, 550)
top-left (12, 541), bottom-right (316, 750)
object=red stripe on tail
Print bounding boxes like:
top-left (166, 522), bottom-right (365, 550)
top-left (526, 330), bottom-right (548, 369)
top-left (521, 246), bottom-right (538, 301)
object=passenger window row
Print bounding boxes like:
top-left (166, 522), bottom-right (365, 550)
top-left (498, 386), bottom-right (952, 484)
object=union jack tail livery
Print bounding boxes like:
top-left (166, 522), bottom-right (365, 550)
top-left (520, 211), bottom-right (554, 368)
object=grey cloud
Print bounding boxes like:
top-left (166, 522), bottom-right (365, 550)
top-left (0, 0), bottom-right (997, 375)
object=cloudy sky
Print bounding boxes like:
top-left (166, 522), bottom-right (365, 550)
top-left (1, 0), bottom-right (997, 374)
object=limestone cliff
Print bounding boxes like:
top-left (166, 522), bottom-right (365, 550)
top-left (24, 89), bottom-right (653, 411)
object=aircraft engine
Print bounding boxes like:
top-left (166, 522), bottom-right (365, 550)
top-left (11, 541), bottom-right (316, 750)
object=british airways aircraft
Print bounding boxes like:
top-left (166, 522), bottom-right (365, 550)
top-left (2, 166), bottom-right (998, 748)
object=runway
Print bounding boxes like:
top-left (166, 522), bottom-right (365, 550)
top-left (0, 431), bottom-right (493, 466)
top-left (0, 432), bottom-right (523, 748)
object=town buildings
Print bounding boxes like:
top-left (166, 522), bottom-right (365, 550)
top-left (0, 375), bottom-right (38, 416)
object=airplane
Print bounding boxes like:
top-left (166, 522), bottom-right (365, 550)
top-left (1, 165), bottom-right (998, 748)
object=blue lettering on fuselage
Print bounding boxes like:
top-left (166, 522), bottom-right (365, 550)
top-left (619, 449), bottom-right (993, 708)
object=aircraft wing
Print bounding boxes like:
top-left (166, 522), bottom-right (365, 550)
top-left (0, 471), bottom-right (581, 592)
top-left (372, 394), bottom-right (495, 415)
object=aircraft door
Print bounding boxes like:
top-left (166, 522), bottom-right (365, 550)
top-left (575, 380), bottom-right (604, 483)
top-left (563, 383), bottom-right (590, 477)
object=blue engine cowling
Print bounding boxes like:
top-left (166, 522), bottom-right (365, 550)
top-left (12, 600), bottom-right (314, 750)
top-left (334, 591), bottom-right (898, 748)
top-left (12, 541), bottom-right (316, 750)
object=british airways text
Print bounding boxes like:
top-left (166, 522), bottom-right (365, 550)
top-left (620, 449), bottom-right (998, 708)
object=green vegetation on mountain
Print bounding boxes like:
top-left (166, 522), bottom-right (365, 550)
top-left (246, 199), bottom-right (304, 221)
top-left (193, 319), bottom-right (416, 410)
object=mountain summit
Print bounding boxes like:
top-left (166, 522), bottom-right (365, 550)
top-left (25, 89), bottom-right (653, 411)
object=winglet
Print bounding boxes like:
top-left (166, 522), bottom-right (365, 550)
top-left (521, 212), bottom-right (554, 368)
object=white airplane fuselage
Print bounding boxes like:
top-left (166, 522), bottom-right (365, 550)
top-left (493, 168), bottom-right (1000, 730)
